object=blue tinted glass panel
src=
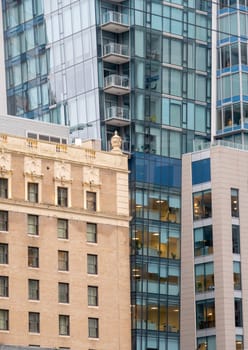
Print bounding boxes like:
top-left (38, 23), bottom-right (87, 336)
top-left (192, 158), bottom-right (210, 185)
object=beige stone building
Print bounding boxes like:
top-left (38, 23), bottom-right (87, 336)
top-left (0, 132), bottom-right (131, 350)
top-left (181, 142), bottom-right (248, 350)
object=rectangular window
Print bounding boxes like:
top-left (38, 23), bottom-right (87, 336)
top-left (59, 315), bottom-right (70, 335)
top-left (87, 254), bottom-right (97, 274)
top-left (233, 261), bottom-right (241, 290)
top-left (28, 182), bottom-right (39, 203)
top-left (231, 189), bottom-right (239, 217)
top-left (57, 219), bottom-right (68, 239)
top-left (196, 299), bottom-right (215, 329)
top-left (0, 276), bottom-right (8, 297)
top-left (193, 190), bottom-right (212, 220)
top-left (28, 279), bottom-right (39, 300)
top-left (0, 211), bottom-right (8, 231)
top-left (87, 223), bottom-right (97, 243)
top-left (58, 250), bottom-right (69, 271)
top-left (232, 225), bottom-right (240, 254)
top-left (29, 312), bottom-right (40, 333)
top-left (235, 299), bottom-right (243, 327)
top-left (58, 282), bottom-right (69, 303)
top-left (88, 318), bottom-right (99, 338)
top-left (57, 187), bottom-right (68, 207)
top-left (0, 178), bottom-right (8, 198)
top-left (194, 226), bottom-right (213, 257)
top-left (88, 286), bottom-right (98, 306)
top-left (28, 215), bottom-right (39, 235)
top-left (195, 262), bottom-right (214, 293)
top-left (28, 247), bottom-right (39, 268)
top-left (86, 191), bottom-right (96, 211)
top-left (0, 244), bottom-right (8, 264)
top-left (0, 309), bottom-right (9, 330)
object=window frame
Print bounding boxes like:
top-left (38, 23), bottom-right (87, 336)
top-left (27, 214), bottom-right (39, 235)
top-left (58, 282), bottom-right (69, 303)
top-left (28, 246), bottom-right (39, 268)
top-left (28, 279), bottom-right (39, 300)
top-left (59, 314), bottom-right (70, 336)
top-left (86, 191), bottom-right (97, 211)
top-left (0, 178), bottom-right (8, 198)
top-left (0, 309), bottom-right (9, 330)
top-left (57, 218), bottom-right (68, 239)
top-left (86, 223), bottom-right (97, 243)
top-left (88, 286), bottom-right (98, 306)
top-left (0, 276), bottom-right (8, 297)
top-left (58, 250), bottom-right (69, 271)
top-left (0, 211), bottom-right (8, 231)
top-left (57, 187), bottom-right (68, 207)
top-left (88, 317), bottom-right (99, 338)
top-left (0, 243), bottom-right (8, 264)
top-left (27, 182), bottom-right (39, 203)
top-left (29, 312), bottom-right (40, 333)
top-left (87, 254), bottom-right (98, 275)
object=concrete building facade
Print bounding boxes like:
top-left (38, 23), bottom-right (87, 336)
top-left (181, 142), bottom-right (248, 350)
top-left (0, 132), bottom-right (130, 349)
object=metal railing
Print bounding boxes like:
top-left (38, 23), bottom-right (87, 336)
top-left (104, 74), bottom-right (129, 89)
top-left (103, 43), bottom-right (129, 57)
top-left (106, 106), bottom-right (130, 121)
top-left (102, 11), bottom-right (129, 26)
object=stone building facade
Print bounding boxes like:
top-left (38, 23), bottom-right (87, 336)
top-left (0, 133), bottom-right (130, 350)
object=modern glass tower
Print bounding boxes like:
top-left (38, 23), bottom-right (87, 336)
top-left (1, 0), bottom-right (213, 349)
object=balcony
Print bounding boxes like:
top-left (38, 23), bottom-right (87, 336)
top-left (104, 74), bottom-right (130, 95)
top-left (105, 106), bottom-right (130, 126)
top-left (101, 11), bottom-right (129, 33)
top-left (103, 43), bottom-right (129, 64)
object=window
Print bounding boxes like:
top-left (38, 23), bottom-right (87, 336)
top-left (58, 250), bottom-right (69, 271)
top-left (236, 335), bottom-right (243, 350)
top-left (57, 187), bottom-right (68, 207)
top-left (193, 190), bottom-right (212, 220)
top-left (28, 279), bottom-right (39, 300)
top-left (28, 182), bottom-right (39, 203)
top-left (28, 215), bottom-right (39, 235)
top-left (231, 189), bottom-right (239, 217)
top-left (28, 247), bottom-right (39, 268)
top-left (233, 262), bottom-right (241, 290)
top-left (232, 225), bottom-right (240, 254)
top-left (87, 223), bottom-right (97, 243)
top-left (197, 336), bottom-right (216, 350)
top-left (0, 211), bottom-right (8, 231)
top-left (195, 262), bottom-right (214, 293)
top-left (57, 219), bottom-right (68, 239)
top-left (0, 276), bottom-right (8, 297)
top-left (29, 312), bottom-right (40, 333)
top-left (86, 191), bottom-right (96, 211)
top-left (58, 283), bottom-right (69, 303)
top-left (196, 299), bottom-right (215, 329)
top-left (87, 254), bottom-right (97, 274)
top-left (59, 315), bottom-right (70, 335)
top-left (88, 286), bottom-right (98, 306)
top-left (0, 309), bottom-right (9, 330)
top-left (0, 178), bottom-right (8, 198)
top-left (0, 244), bottom-right (8, 264)
top-left (235, 299), bottom-right (243, 327)
top-left (88, 318), bottom-right (99, 338)
top-left (194, 226), bottom-right (213, 256)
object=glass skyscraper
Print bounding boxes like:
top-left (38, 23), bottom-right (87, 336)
top-left (1, 0), bottom-right (213, 349)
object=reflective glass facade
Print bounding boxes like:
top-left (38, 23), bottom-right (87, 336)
top-left (216, 0), bottom-right (248, 146)
top-left (1, 0), bottom-right (213, 349)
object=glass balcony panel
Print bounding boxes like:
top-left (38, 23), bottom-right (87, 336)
top-left (104, 74), bottom-right (130, 95)
top-left (101, 11), bottom-right (129, 33)
top-left (103, 43), bottom-right (129, 64)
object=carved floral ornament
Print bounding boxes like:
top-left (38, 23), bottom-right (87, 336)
top-left (0, 153), bottom-right (12, 176)
top-left (83, 166), bottom-right (101, 188)
top-left (54, 161), bottom-right (72, 184)
top-left (24, 157), bottom-right (43, 178)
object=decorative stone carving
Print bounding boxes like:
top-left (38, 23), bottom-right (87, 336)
top-left (83, 166), bottom-right (100, 187)
top-left (111, 131), bottom-right (122, 154)
top-left (0, 153), bottom-right (11, 175)
top-left (54, 162), bottom-right (71, 183)
top-left (24, 157), bottom-right (42, 178)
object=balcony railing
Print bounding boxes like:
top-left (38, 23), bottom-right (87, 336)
top-left (106, 106), bottom-right (130, 121)
top-left (104, 43), bottom-right (129, 57)
top-left (101, 11), bottom-right (129, 32)
top-left (104, 74), bottom-right (130, 95)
